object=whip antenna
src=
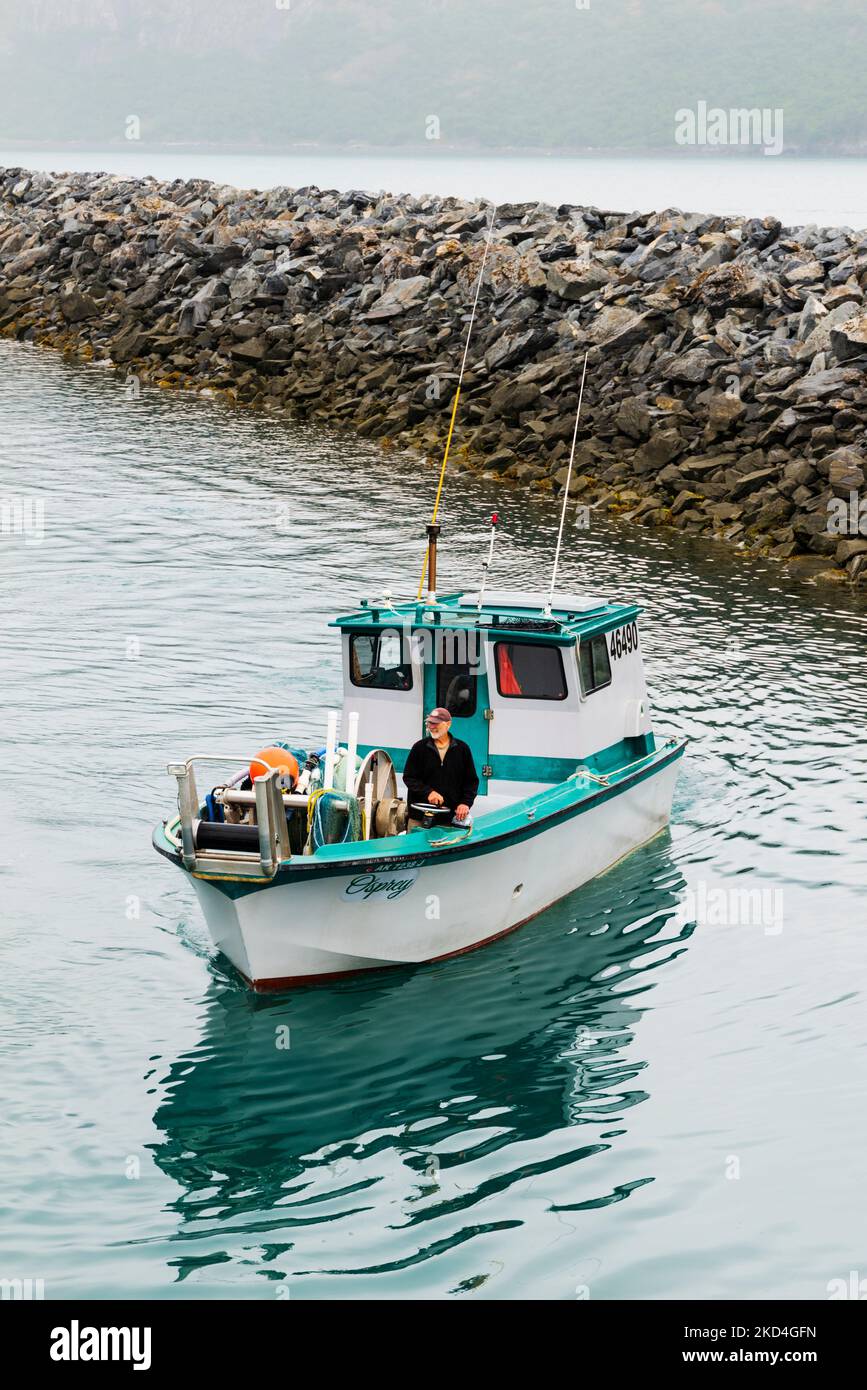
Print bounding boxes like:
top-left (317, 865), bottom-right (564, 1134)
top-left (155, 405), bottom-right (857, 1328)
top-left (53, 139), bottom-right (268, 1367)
top-left (477, 511), bottom-right (499, 611)
top-left (544, 352), bottom-right (589, 618)
top-left (418, 206), bottom-right (497, 601)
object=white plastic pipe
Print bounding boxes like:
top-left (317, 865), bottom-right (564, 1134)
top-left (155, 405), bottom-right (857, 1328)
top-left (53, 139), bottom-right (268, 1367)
top-left (346, 710), bottom-right (359, 793)
top-left (364, 779), bottom-right (373, 840)
top-left (323, 710), bottom-right (338, 789)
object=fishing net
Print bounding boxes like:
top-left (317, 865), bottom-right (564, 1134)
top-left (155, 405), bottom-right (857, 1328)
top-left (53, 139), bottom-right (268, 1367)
top-left (273, 741), bottom-right (308, 767)
top-left (307, 789), bottom-right (363, 853)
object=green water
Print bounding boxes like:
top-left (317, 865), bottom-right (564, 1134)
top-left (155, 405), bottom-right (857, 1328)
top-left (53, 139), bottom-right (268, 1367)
top-left (1, 341), bottom-right (865, 1300)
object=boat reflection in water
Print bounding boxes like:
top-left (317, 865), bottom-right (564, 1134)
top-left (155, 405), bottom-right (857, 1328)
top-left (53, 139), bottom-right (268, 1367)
top-left (149, 832), bottom-right (693, 1295)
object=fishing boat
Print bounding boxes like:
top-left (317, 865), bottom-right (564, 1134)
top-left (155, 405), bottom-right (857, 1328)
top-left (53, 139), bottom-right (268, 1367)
top-left (152, 536), bottom-right (686, 987)
top-left (152, 218), bottom-right (686, 989)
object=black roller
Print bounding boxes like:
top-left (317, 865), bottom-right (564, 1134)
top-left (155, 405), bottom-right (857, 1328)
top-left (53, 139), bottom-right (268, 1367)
top-left (195, 821), bottom-right (261, 853)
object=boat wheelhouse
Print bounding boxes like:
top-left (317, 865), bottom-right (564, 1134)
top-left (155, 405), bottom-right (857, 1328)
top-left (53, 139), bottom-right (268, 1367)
top-left (337, 588), bottom-right (655, 806)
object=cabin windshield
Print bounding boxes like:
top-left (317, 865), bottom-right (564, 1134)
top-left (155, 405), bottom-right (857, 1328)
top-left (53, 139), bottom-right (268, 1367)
top-left (494, 642), bottom-right (568, 700)
top-left (349, 631), bottom-right (413, 691)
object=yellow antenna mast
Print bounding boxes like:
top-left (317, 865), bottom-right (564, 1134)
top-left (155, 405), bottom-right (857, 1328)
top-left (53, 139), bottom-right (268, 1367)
top-left (417, 206), bottom-right (497, 601)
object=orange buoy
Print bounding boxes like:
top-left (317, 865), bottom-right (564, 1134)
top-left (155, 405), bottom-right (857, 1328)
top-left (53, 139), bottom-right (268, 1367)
top-left (249, 747), bottom-right (299, 786)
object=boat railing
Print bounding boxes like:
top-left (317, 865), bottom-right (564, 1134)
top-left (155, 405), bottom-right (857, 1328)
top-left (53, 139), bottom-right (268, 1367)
top-left (167, 756), bottom-right (290, 878)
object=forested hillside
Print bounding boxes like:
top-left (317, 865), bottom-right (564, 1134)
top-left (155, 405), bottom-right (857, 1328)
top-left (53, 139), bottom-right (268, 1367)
top-left (0, 0), bottom-right (864, 152)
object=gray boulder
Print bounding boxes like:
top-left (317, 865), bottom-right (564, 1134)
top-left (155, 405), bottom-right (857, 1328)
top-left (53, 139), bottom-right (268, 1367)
top-left (546, 262), bottom-right (609, 301)
top-left (59, 281), bottom-right (98, 322)
top-left (829, 311), bottom-right (867, 362)
top-left (365, 275), bottom-right (430, 319)
top-left (825, 446), bottom-right (866, 498)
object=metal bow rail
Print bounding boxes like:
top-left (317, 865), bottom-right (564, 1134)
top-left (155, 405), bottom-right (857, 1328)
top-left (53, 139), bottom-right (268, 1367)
top-left (167, 755), bottom-right (291, 878)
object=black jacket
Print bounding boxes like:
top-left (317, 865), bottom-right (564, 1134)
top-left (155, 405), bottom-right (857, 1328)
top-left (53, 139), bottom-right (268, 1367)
top-left (403, 735), bottom-right (479, 811)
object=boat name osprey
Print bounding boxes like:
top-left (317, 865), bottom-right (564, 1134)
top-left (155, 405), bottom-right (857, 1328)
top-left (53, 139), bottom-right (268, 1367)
top-left (342, 868), bottom-right (421, 902)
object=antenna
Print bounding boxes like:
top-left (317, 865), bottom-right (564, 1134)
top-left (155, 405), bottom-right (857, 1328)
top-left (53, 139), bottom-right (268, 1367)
top-left (544, 352), bottom-right (589, 618)
top-left (417, 206), bottom-right (498, 602)
top-left (477, 511), bottom-right (499, 611)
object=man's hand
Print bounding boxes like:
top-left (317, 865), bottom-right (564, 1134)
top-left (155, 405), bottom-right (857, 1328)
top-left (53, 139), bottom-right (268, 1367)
top-left (428, 791), bottom-right (445, 806)
top-left (455, 804), bottom-right (470, 820)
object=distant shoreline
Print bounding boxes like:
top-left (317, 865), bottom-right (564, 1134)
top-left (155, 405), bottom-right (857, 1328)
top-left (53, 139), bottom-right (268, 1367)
top-left (2, 142), bottom-right (867, 162)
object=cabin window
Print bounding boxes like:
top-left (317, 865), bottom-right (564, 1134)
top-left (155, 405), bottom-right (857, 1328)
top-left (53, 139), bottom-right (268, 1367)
top-left (579, 635), bottom-right (612, 694)
top-left (494, 642), bottom-right (567, 700)
top-left (436, 662), bottom-right (477, 718)
top-left (349, 631), bottom-right (413, 691)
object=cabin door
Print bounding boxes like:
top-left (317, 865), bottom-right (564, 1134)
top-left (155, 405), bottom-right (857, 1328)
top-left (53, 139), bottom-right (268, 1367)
top-left (422, 630), bottom-right (490, 796)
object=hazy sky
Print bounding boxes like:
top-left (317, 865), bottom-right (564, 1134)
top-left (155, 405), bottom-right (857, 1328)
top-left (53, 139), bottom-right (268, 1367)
top-left (1, 0), bottom-right (865, 154)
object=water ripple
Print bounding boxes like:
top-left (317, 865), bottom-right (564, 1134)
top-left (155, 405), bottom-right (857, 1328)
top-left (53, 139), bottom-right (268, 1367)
top-left (2, 340), bottom-right (866, 1299)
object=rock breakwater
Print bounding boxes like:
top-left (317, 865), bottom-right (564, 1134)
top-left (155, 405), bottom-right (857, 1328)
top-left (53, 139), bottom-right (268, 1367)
top-left (2, 166), bottom-right (867, 584)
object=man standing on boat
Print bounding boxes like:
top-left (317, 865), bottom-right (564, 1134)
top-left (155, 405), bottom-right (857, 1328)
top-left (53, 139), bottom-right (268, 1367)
top-left (403, 708), bottom-right (479, 827)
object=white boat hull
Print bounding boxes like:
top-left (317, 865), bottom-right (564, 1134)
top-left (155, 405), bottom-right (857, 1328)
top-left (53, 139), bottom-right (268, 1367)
top-left (188, 756), bottom-right (682, 988)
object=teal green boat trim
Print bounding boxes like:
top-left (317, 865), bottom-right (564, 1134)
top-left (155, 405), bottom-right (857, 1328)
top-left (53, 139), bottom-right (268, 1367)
top-left (357, 733), bottom-right (655, 783)
top-left (153, 734), bottom-right (686, 899)
top-left (330, 593), bottom-right (641, 645)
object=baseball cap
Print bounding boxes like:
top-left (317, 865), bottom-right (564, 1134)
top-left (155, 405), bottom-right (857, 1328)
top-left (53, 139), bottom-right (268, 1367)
top-left (425, 707), bottom-right (452, 726)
